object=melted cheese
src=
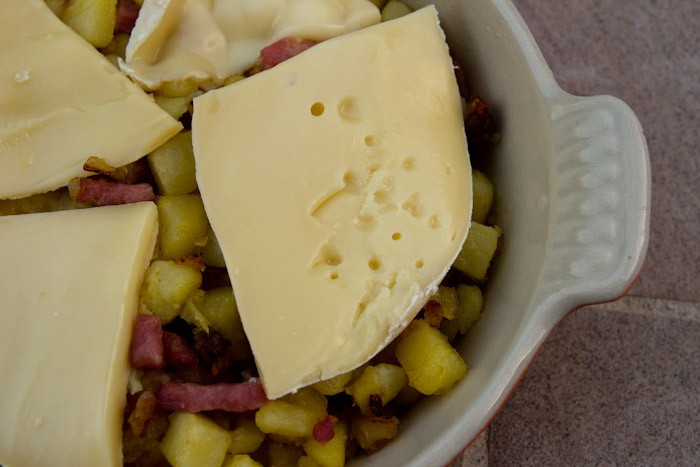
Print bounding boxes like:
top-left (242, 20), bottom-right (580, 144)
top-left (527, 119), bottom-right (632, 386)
top-left (0, 0), bottom-right (182, 200)
top-left (192, 7), bottom-right (472, 399)
top-left (0, 202), bottom-right (158, 467)
top-left (121, 0), bottom-right (380, 89)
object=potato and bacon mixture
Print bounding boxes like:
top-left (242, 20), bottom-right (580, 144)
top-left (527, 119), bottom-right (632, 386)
top-left (0, 1), bottom-right (501, 466)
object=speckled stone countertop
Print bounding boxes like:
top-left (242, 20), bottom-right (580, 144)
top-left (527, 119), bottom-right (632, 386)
top-left (453, 0), bottom-right (700, 465)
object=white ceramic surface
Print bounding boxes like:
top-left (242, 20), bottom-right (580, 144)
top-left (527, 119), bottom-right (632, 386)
top-left (356, 1), bottom-right (650, 465)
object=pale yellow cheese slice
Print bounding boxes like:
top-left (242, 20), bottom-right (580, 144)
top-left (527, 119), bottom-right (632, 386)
top-left (122, 0), bottom-right (380, 90)
top-left (0, 202), bottom-right (158, 467)
top-left (0, 0), bottom-right (182, 200)
top-left (193, 6), bottom-right (472, 398)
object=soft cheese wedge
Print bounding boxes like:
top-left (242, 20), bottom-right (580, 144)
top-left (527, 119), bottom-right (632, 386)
top-left (122, 0), bottom-right (380, 90)
top-left (0, 203), bottom-right (158, 467)
top-left (192, 6), bottom-right (472, 399)
top-left (0, 0), bottom-right (182, 200)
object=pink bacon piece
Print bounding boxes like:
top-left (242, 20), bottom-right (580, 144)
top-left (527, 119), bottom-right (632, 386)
top-left (115, 0), bottom-right (140, 34)
top-left (313, 416), bottom-right (335, 445)
top-left (260, 37), bottom-right (317, 70)
top-left (76, 177), bottom-right (155, 207)
top-left (157, 379), bottom-right (267, 413)
top-left (130, 315), bottom-right (164, 370)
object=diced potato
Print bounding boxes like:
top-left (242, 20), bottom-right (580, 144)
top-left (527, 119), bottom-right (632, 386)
top-left (298, 456), bottom-right (322, 467)
top-left (222, 454), bottom-right (263, 467)
top-left (395, 320), bottom-right (467, 395)
top-left (393, 384), bottom-right (423, 406)
top-left (303, 421), bottom-right (347, 467)
top-left (351, 416), bottom-right (399, 453)
top-left (311, 371), bottom-right (354, 396)
top-left (139, 260), bottom-right (202, 323)
top-left (439, 314), bottom-right (460, 342)
top-left (103, 53), bottom-right (120, 70)
top-left (255, 401), bottom-right (318, 438)
top-left (160, 412), bottom-right (232, 467)
top-left (229, 419), bottom-right (266, 455)
top-left (267, 442), bottom-right (304, 466)
top-left (281, 387), bottom-right (328, 422)
top-left (452, 222), bottom-right (501, 281)
top-left (100, 32), bottom-right (129, 58)
top-left (154, 94), bottom-right (194, 120)
top-left (156, 194), bottom-right (210, 260)
top-left (148, 132), bottom-right (198, 195)
top-left (472, 170), bottom-right (494, 224)
top-left (199, 227), bottom-right (227, 267)
top-left (381, 1), bottom-right (411, 21)
top-left (179, 288), bottom-right (209, 329)
top-left (61, 0), bottom-right (117, 48)
top-left (198, 287), bottom-right (245, 343)
top-left (158, 79), bottom-right (200, 98)
top-left (441, 283), bottom-right (486, 341)
top-left (223, 74), bottom-right (246, 86)
top-left (44, 0), bottom-right (67, 17)
top-left (456, 284), bottom-right (484, 334)
top-left (346, 364), bottom-right (407, 416)
top-left (0, 189), bottom-right (79, 216)
top-left (424, 285), bottom-right (458, 327)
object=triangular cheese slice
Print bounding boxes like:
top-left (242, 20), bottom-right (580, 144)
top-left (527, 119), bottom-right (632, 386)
top-left (192, 6), bottom-right (472, 398)
top-left (0, 202), bottom-right (158, 466)
top-left (0, 0), bottom-right (182, 200)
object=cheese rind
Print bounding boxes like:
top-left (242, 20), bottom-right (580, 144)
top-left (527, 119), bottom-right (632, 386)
top-left (192, 6), bottom-right (472, 399)
top-left (0, 202), bottom-right (158, 467)
top-left (122, 0), bottom-right (380, 89)
top-left (0, 0), bottom-right (182, 200)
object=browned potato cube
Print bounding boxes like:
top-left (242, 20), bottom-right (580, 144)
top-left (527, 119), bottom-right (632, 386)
top-left (255, 401), bottom-right (318, 438)
top-left (456, 283), bottom-right (484, 334)
top-left (395, 319), bottom-right (467, 395)
top-left (303, 420), bottom-right (347, 467)
top-left (311, 371), bottom-right (354, 396)
top-left (61, 0), bottom-right (117, 47)
top-left (267, 442), bottom-right (304, 466)
top-left (281, 387), bottom-right (328, 422)
top-left (139, 260), bottom-right (202, 323)
top-left (452, 222), bottom-right (501, 281)
top-left (229, 419), bottom-right (265, 455)
top-left (148, 132), bottom-right (198, 195)
top-left (346, 364), bottom-right (407, 416)
top-left (160, 412), bottom-right (231, 467)
top-left (424, 285), bottom-right (458, 327)
top-left (471, 169), bottom-right (494, 224)
top-left (222, 454), bottom-right (263, 467)
top-left (351, 416), bottom-right (399, 453)
top-left (156, 194), bottom-right (210, 260)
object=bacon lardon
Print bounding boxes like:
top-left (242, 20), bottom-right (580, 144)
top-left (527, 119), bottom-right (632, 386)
top-left (157, 379), bottom-right (267, 413)
top-left (130, 315), bottom-right (164, 370)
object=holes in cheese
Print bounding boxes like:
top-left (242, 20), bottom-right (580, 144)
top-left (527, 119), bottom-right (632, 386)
top-left (0, 202), bottom-right (158, 466)
top-left (0, 0), bottom-right (182, 200)
top-left (192, 6), bottom-right (472, 398)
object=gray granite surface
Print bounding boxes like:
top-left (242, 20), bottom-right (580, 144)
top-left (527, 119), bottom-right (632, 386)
top-left (453, 0), bottom-right (699, 465)
top-left (488, 298), bottom-right (700, 466)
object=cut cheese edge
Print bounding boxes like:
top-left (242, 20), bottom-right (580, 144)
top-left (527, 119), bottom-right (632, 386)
top-left (122, 0), bottom-right (380, 89)
top-left (0, 0), bottom-right (182, 200)
top-left (0, 202), bottom-right (158, 467)
top-left (192, 6), bottom-right (472, 399)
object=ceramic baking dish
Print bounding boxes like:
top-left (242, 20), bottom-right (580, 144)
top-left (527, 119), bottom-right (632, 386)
top-left (357, 0), bottom-right (651, 465)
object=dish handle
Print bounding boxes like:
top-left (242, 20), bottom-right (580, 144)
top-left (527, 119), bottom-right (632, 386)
top-left (535, 92), bottom-right (651, 315)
